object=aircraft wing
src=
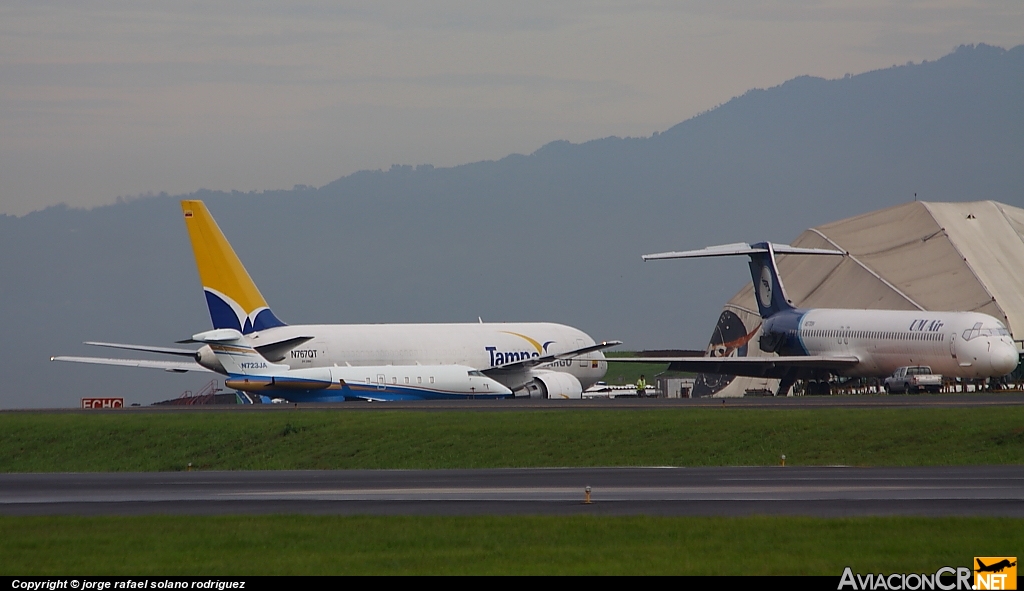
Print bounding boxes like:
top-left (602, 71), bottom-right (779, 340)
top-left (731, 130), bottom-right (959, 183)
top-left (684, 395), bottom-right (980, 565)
top-left (610, 355), bottom-right (860, 379)
top-left (484, 340), bottom-right (623, 374)
top-left (50, 356), bottom-right (214, 374)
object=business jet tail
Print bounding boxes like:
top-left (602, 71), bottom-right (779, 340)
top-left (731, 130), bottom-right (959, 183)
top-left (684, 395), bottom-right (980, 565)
top-left (190, 328), bottom-right (332, 392)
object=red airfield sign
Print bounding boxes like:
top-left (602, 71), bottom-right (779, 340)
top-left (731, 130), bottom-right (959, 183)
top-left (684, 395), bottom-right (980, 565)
top-left (81, 397), bottom-right (124, 409)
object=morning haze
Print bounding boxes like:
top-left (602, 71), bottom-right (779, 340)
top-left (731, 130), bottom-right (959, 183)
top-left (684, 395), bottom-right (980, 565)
top-left (2, 44), bottom-right (1022, 407)
top-left (4, 2), bottom-right (1024, 216)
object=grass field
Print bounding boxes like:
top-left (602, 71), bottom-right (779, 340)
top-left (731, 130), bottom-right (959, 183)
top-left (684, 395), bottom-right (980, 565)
top-left (603, 358), bottom-right (673, 385)
top-left (1, 514), bottom-right (1020, 575)
top-left (2, 406), bottom-right (1022, 471)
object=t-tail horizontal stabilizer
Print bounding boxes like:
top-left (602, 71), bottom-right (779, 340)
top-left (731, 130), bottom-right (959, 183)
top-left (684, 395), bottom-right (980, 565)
top-left (644, 242), bottom-right (844, 319)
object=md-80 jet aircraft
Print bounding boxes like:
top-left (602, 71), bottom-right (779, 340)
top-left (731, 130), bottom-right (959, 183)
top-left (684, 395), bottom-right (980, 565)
top-left (624, 242), bottom-right (1019, 396)
top-left (52, 200), bottom-right (616, 402)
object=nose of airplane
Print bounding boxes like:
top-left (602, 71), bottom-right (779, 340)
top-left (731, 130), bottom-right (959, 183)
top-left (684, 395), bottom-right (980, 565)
top-left (991, 341), bottom-right (1020, 376)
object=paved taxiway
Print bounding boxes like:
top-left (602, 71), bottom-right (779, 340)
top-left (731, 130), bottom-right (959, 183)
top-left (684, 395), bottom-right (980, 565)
top-left (2, 466), bottom-right (1022, 517)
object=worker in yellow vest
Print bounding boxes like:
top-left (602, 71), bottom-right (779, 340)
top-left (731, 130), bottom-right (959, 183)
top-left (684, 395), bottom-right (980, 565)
top-left (636, 375), bottom-right (647, 398)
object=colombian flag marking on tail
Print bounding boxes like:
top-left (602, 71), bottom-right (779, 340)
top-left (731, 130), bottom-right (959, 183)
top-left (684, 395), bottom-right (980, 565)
top-left (181, 201), bottom-right (285, 333)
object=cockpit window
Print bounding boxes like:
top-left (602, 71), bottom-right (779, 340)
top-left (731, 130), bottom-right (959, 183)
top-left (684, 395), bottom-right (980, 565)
top-left (468, 370), bottom-right (484, 377)
top-left (962, 322), bottom-right (1011, 340)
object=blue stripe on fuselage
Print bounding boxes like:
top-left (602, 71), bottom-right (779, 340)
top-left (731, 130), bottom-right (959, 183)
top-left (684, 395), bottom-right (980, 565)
top-left (225, 380), bottom-right (513, 403)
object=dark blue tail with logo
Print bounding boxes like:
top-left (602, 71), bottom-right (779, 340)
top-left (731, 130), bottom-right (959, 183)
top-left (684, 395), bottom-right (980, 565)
top-left (745, 242), bottom-right (797, 319)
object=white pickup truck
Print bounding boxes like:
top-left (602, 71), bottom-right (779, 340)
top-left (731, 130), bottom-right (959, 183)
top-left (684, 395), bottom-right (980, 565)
top-left (884, 366), bottom-right (943, 394)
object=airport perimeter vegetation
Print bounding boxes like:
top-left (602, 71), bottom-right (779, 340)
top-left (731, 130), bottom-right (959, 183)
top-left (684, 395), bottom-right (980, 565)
top-left (3, 514), bottom-right (1021, 576)
top-left (3, 403), bottom-right (1022, 574)
top-left (2, 405), bottom-right (1024, 470)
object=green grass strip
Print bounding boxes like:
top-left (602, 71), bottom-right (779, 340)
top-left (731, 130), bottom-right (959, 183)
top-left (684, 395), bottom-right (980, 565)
top-left (1, 407), bottom-right (1022, 471)
top-left (0, 515), bottom-right (1020, 575)
top-left (603, 359), bottom-right (673, 385)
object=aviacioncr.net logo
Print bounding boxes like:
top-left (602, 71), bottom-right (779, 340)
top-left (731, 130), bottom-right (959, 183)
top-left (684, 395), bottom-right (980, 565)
top-left (974, 557), bottom-right (1017, 590)
top-left (838, 567), bottom-right (973, 590)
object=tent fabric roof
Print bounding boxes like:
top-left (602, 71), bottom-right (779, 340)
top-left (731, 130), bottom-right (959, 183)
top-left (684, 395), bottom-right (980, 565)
top-left (731, 200), bottom-right (1024, 337)
top-left (709, 200), bottom-right (1024, 396)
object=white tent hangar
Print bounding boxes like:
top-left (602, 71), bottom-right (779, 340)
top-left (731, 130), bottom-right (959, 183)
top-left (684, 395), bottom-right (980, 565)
top-left (694, 200), bottom-right (1024, 397)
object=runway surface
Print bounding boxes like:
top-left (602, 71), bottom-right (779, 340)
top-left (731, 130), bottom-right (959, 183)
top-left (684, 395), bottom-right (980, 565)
top-left (2, 466), bottom-right (1022, 517)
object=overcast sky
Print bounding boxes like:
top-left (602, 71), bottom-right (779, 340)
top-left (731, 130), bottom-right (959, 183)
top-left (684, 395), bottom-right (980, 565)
top-left (1, 1), bottom-right (1022, 216)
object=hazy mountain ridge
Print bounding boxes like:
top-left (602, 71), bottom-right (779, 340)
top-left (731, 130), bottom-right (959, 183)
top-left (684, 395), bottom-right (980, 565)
top-left (3, 43), bottom-right (1022, 407)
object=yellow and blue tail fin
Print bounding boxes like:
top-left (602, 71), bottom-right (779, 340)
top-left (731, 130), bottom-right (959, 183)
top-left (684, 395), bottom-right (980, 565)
top-left (181, 200), bottom-right (286, 334)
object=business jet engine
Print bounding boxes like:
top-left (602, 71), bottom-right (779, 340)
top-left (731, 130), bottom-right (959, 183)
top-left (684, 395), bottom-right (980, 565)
top-left (194, 345), bottom-right (226, 374)
top-left (522, 370), bottom-right (583, 399)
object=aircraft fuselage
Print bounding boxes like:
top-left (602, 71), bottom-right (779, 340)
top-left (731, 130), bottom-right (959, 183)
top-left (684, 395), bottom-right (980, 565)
top-left (762, 308), bottom-right (1018, 378)
top-left (245, 321), bottom-right (609, 391)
